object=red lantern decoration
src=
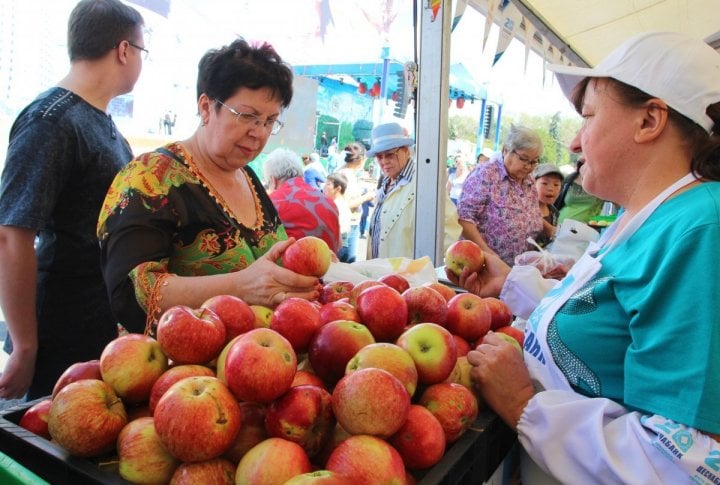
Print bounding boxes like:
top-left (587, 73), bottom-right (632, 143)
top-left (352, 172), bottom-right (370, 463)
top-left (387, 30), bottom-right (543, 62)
top-left (391, 91), bottom-right (399, 102)
top-left (358, 82), bottom-right (368, 94)
top-left (456, 97), bottom-right (465, 109)
top-left (371, 81), bottom-right (381, 97)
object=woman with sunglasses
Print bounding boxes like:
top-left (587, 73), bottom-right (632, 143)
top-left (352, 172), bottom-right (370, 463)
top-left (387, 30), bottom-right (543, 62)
top-left (97, 39), bottom-right (320, 335)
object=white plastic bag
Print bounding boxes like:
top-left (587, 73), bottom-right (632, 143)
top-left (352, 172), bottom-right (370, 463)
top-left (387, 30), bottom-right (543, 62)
top-left (515, 238), bottom-right (575, 278)
top-left (323, 256), bottom-right (437, 287)
top-left (546, 219), bottom-right (600, 262)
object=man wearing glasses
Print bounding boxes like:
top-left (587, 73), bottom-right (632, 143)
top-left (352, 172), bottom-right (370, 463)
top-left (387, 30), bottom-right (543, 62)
top-left (457, 124), bottom-right (545, 265)
top-left (366, 122), bottom-right (461, 259)
top-left (0, 0), bottom-right (146, 401)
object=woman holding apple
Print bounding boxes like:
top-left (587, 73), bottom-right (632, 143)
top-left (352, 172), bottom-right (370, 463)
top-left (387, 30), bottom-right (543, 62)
top-left (97, 39), bottom-right (321, 336)
top-left (450, 32), bottom-right (720, 483)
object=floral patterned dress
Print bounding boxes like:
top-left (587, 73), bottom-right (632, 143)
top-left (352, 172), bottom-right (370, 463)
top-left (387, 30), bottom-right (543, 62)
top-left (97, 142), bottom-right (287, 335)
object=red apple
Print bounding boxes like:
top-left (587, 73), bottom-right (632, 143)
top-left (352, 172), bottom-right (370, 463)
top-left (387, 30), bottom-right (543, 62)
top-left (319, 300), bottom-right (361, 325)
top-left (402, 285), bottom-right (447, 326)
top-left (419, 382), bottom-right (479, 443)
top-left (224, 402), bottom-right (268, 464)
top-left (396, 322), bottom-right (457, 385)
top-left (348, 279), bottom-right (385, 307)
top-left (270, 297), bottom-right (323, 354)
top-left (389, 404), bottom-right (446, 470)
top-left (422, 281), bottom-right (456, 302)
top-left (117, 416), bottom-right (179, 484)
top-left (485, 297), bottom-right (514, 329)
top-left (224, 328), bottom-right (297, 403)
top-left (308, 320), bottom-right (375, 386)
top-left (452, 334), bottom-right (472, 357)
top-left (100, 334), bottom-right (169, 405)
top-left (326, 435), bottom-right (406, 484)
top-left (378, 273), bottom-right (410, 294)
top-left (291, 370), bottom-right (326, 389)
top-left (495, 325), bottom-right (525, 348)
top-left (250, 305), bottom-right (273, 328)
top-left (444, 239), bottom-right (485, 277)
top-left (170, 458), bottom-right (236, 484)
top-left (345, 342), bottom-right (418, 397)
top-left (332, 368), bottom-right (410, 438)
top-left (201, 294), bottom-right (256, 342)
top-left (265, 385), bottom-right (335, 458)
top-left (284, 470), bottom-right (348, 484)
top-left (319, 281), bottom-right (354, 304)
top-left (356, 285), bottom-right (408, 342)
top-left (235, 437), bottom-right (312, 484)
top-left (18, 399), bottom-right (52, 440)
top-left (149, 364), bottom-right (215, 413)
top-left (51, 359), bottom-right (102, 399)
top-left (445, 293), bottom-right (492, 342)
top-left (156, 305), bottom-right (226, 365)
top-left (282, 236), bottom-right (332, 277)
top-left (154, 376), bottom-right (242, 462)
top-left (48, 379), bottom-right (128, 457)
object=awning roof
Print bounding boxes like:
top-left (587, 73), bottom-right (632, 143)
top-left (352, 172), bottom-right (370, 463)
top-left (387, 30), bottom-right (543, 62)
top-left (470, 0), bottom-right (720, 67)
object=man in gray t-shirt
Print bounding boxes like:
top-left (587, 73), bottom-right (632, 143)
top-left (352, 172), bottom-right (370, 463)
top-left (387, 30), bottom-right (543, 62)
top-left (0, 0), bottom-right (145, 400)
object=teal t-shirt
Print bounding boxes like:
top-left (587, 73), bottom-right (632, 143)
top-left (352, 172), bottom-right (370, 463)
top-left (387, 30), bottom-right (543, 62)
top-left (548, 182), bottom-right (720, 434)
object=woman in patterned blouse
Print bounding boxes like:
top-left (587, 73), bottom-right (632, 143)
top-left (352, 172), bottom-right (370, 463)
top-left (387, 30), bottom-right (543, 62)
top-left (457, 125), bottom-right (545, 265)
top-left (97, 39), bottom-right (321, 335)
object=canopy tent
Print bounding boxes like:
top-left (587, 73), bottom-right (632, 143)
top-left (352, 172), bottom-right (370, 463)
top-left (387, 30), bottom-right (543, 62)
top-left (465, 0), bottom-right (720, 68)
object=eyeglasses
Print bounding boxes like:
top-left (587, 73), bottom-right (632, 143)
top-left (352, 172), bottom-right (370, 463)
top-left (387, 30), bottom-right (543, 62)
top-left (215, 99), bottom-right (284, 135)
top-left (127, 41), bottom-right (149, 60)
top-left (374, 147), bottom-right (401, 161)
top-left (512, 150), bottom-right (540, 167)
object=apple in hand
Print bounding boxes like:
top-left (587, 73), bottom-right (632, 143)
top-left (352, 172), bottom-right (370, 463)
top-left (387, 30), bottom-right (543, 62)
top-left (117, 416), bottom-right (179, 484)
top-left (402, 285), bottom-right (447, 326)
top-left (356, 285), bottom-right (408, 341)
top-left (235, 438), bottom-right (312, 485)
top-left (319, 281), bottom-right (354, 304)
top-left (319, 300), bottom-right (360, 325)
top-left (18, 399), bottom-right (52, 440)
top-left (422, 281), bottom-right (456, 302)
top-left (389, 404), bottom-right (446, 470)
top-left (378, 273), bottom-right (410, 294)
top-left (396, 322), bottom-right (457, 385)
top-left (270, 297), bottom-right (323, 354)
top-left (100, 334), bottom-right (169, 404)
top-left (201, 294), bottom-right (256, 342)
top-left (265, 384), bottom-right (335, 458)
top-left (170, 458), bottom-right (236, 485)
top-left (51, 359), bottom-right (102, 399)
top-left (224, 328), bottom-right (297, 403)
top-left (282, 236), bottom-right (332, 277)
top-left (444, 239), bottom-right (485, 277)
top-left (326, 435), bottom-right (406, 484)
top-left (345, 342), bottom-right (418, 397)
top-left (156, 305), bottom-right (226, 365)
top-left (419, 382), bottom-right (479, 443)
top-left (308, 320), bottom-right (375, 386)
top-left (332, 368), bottom-right (410, 438)
top-left (445, 293), bottom-right (492, 342)
top-left (154, 376), bottom-right (241, 462)
top-left (148, 364), bottom-right (215, 413)
top-left (48, 379), bottom-right (128, 457)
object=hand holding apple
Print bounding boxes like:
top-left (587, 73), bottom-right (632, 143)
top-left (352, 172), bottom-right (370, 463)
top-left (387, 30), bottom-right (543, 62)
top-left (444, 240), bottom-right (485, 277)
top-left (282, 236), bottom-right (332, 277)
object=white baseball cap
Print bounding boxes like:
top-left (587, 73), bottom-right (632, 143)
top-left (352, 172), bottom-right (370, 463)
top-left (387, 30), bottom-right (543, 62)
top-left (549, 31), bottom-right (720, 133)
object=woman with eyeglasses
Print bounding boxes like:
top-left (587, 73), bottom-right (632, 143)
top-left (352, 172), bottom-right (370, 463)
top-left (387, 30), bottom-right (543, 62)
top-left (97, 39), bottom-right (321, 336)
top-left (456, 124), bottom-right (545, 265)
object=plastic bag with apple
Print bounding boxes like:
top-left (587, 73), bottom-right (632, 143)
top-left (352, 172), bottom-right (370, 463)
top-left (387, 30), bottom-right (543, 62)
top-left (323, 256), bottom-right (438, 287)
top-left (515, 238), bottom-right (575, 280)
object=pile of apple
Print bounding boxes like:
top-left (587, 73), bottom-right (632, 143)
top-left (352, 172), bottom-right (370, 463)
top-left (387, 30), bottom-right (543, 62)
top-left (17, 236), bottom-right (521, 484)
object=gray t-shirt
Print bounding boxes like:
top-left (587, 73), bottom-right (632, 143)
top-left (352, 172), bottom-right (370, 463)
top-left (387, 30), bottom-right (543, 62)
top-left (0, 87), bottom-right (132, 397)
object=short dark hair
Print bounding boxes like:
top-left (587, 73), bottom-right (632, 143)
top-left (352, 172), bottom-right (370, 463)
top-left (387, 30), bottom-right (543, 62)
top-left (196, 38), bottom-right (293, 109)
top-left (67, 0), bottom-right (144, 61)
